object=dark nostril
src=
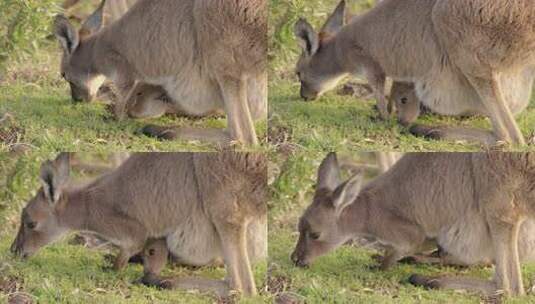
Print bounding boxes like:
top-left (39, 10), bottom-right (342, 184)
top-left (12, 247), bottom-right (21, 257)
top-left (295, 259), bottom-right (308, 268)
top-left (291, 252), bottom-right (307, 267)
top-left (301, 94), bottom-right (312, 102)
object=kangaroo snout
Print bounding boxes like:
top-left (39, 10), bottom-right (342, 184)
top-left (70, 85), bottom-right (92, 103)
top-left (10, 236), bottom-right (19, 255)
top-left (290, 250), bottom-right (309, 268)
top-left (300, 87), bottom-right (318, 101)
top-left (10, 231), bottom-right (29, 259)
top-left (399, 118), bottom-right (412, 127)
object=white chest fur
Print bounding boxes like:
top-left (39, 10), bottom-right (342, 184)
top-left (146, 64), bottom-right (224, 117)
top-left (415, 67), bottom-right (533, 117)
top-left (165, 215), bottom-right (223, 267)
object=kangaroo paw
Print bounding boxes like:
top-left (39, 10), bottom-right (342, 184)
top-left (140, 273), bottom-right (168, 288)
top-left (409, 274), bottom-right (498, 296)
top-left (408, 274), bottom-right (441, 289)
top-left (409, 124), bottom-right (499, 147)
top-left (409, 125), bottom-right (445, 140)
top-left (142, 125), bottom-right (233, 146)
top-left (141, 125), bottom-right (177, 141)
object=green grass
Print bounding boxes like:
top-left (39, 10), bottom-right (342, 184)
top-left (0, 7), bottom-right (266, 153)
top-left (4, 0), bottom-right (535, 303)
top-left (0, 153), bottom-right (268, 303)
top-left (267, 152), bottom-right (535, 303)
top-left (268, 0), bottom-right (535, 152)
top-left (0, 81), bottom-right (244, 152)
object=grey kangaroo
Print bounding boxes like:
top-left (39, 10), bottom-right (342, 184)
top-left (294, 0), bottom-right (535, 145)
top-left (292, 152), bottom-right (535, 296)
top-left (10, 152), bottom-right (267, 296)
top-left (54, 0), bottom-right (267, 145)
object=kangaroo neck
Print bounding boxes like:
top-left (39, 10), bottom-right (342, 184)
top-left (336, 195), bottom-right (370, 238)
top-left (56, 189), bottom-right (90, 232)
top-left (58, 181), bottom-right (111, 233)
top-left (328, 28), bottom-right (371, 76)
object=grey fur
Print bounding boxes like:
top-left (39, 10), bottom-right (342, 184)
top-left (11, 152), bottom-right (267, 296)
top-left (293, 152), bottom-right (535, 296)
top-left (294, 0), bottom-right (535, 144)
top-left (54, 0), bottom-right (267, 145)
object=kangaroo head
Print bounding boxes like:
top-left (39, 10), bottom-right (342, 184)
top-left (127, 83), bottom-right (172, 119)
top-left (53, 1), bottom-right (107, 102)
top-left (390, 82), bottom-right (419, 126)
top-left (143, 238), bottom-right (169, 276)
top-left (294, 0), bottom-right (349, 101)
top-left (11, 153), bottom-right (72, 258)
top-left (291, 153), bottom-right (364, 267)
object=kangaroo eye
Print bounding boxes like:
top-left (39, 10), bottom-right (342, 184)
top-left (148, 249), bottom-right (156, 256)
top-left (26, 222), bottom-right (36, 230)
top-left (61, 72), bottom-right (66, 79)
top-left (308, 232), bottom-right (320, 240)
top-left (400, 97), bottom-right (408, 105)
top-left (137, 92), bottom-right (143, 96)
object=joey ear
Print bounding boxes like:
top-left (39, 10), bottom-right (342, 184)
top-left (54, 15), bottom-right (80, 55)
top-left (80, 0), bottom-right (106, 37)
top-left (320, 0), bottom-right (346, 35)
top-left (317, 152), bottom-right (341, 191)
top-left (332, 172), bottom-right (364, 217)
top-left (39, 153), bottom-right (71, 204)
top-left (294, 18), bottom-right (319, 56)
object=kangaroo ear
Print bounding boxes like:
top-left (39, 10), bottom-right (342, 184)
top-left (332, 172), bottom-right (364, 217)
top-left (294, 18), bottom-right (319, 56)
top-left (79, 0), bottom-right (106, 37)
top-left (321, 0), bottom-right (346, 35)
top-left (103, 0), bottom-right (138, 27)
top-left (54, 15), bottom-right (80, 55)
top-left (317, 153), bottom-right (341, 191)
top-left (39, 153), bottom-right (71, 205)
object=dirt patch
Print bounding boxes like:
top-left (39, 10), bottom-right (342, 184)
top-left (0, 276), bottom-right (33, 304)
top-left (266, 273), bottom-right (292, 295)
top-left (0, 126), bottom-right (24, 146)
top-left (268, 114), bottom-right (299, 156)
top-left (214, 293), bottom-right (239, 304)
top-left (0, 113), bottom-right (27, 152)
top-left (265, 263), bottom-right (305, 304)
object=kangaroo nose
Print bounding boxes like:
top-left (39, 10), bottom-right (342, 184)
top-left (11, 244), bottom-right (22, 257)
top-left (10, 232), bottom-right (21, 255)
top-left (399, 119), bottom-right (411, 127)
top-left (290, 251), bottom-right (308, 268)
top-left (300, 90), bottom-right (309, 101)
top-left (300, 87), bottom-right (317, 102)
top-left (290, 251), bottom-right (298, 263)
top-left (71, 94), bottom-right (83, 103)
top-left (10, 241), bottom-right (17, 254)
